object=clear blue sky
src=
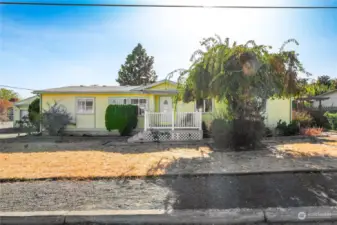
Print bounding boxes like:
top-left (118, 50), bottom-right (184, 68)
top-left (1, 0), bottom-right (337, 97)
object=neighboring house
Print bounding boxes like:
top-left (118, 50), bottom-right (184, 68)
top-left (312, 90), bottom-right (337, 108)
top-left (13, 96), bottom-right (38, 122)
top-left (0, 99), bottom-right (17, 122)
top-left (33, 80), bottom-right (292, 137)
top-left (6, 107), bottom-right (14, 121)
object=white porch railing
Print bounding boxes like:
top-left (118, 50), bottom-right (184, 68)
top-left (144, 111), bottom-right (202, 131)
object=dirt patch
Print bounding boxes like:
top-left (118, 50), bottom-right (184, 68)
top-left (276, 142), bottom-right (337, 157)
top-left (0, 135), bottom-right (128, 144)
top-left (1, 136), bottom-right (337, 180)
top-left (0, 146), bottom-right (211, 179)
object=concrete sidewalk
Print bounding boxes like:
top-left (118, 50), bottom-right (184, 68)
top-left (1, 207), bottom-right (337, 224)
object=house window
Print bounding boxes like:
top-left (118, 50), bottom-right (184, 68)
top-left (108, 98), bottom-right (128, 105)
top-left (137, 99), bottom-right (148, 115)
top-left (20, 110), bottom-right (29, 119)
top-left (77, 98), bottom-right (94, 114)
top-left (196, 99), bottom-right (213, 112)
top-left (7, 107), bottom-right (13, 121)
top-left (108, 97), bottom-right (148, 115)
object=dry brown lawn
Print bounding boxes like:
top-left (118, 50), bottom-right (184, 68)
top-left (0, 147), bottom-right (211, 179)
top-left (319, 136), bottom-right (337, 146)
top-left (277, 143), bottom-right (337, 157)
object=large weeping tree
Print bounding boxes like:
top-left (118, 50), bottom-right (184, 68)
top-left (168, 36), bottom-right (309, 150)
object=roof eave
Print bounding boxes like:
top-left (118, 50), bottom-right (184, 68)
top-left (142, 90), bottom-right (178, 94)
top-left (316, 89), bottom-right (337, 97)
top-left (132, 80), bottom-right (177, 91)
top-left (34, 90), bottom-right (143, 94)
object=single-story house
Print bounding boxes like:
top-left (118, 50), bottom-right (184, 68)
top-left (312, 90), bottom-right (337, 108)
top-left (13, 96), bottom-right (38, 122)
top-left (33, 80), bottom-right (292, 137)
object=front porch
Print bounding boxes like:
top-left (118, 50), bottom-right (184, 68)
top-left (144, 111), bottom-right (203, 131)
top-left (129, 110), bottom-right (203, 142)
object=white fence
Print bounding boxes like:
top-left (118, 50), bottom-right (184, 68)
top-left (0, 122), bottom-right (13, 129)
top-left (144, 111), bottom-right (202, 130)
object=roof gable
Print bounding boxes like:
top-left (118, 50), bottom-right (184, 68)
top-left (316, 89), bottom-right (337, 97)
top-left (14, 96), bottom-right (38, 107)
top-left (132, 80), bottom-right (177, 91)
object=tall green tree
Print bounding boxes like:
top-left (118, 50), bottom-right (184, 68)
top-left (116, 43), bottom-right (157, 86)
top-left (0, 88), bottom-right (19, 100)
top-left (298, 76), bottom-right (336, 97)
top-left (169, 36), bottom-right (308, 149)
top-left (317, 75), bottom-right (332, 87)
top-left (28, 98), bottom-right (40, 131)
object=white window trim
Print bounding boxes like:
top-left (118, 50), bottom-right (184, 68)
top-left (20, 109), bottom-right (29, 119)
top-left (108, 97), bottom-right (149, 116)
top-left (195, 99), bottom-right (214, 113)
top-left (76, 98), bottom-right (95, 114)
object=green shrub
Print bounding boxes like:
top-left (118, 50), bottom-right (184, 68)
top-left (202, 121), bottom-right (211, 138)
top-left (276, 120), bottom-right (299, 136)
top-left (308, 111), bottom-right (330, 129)
top-left (28, 98), bottom-right (40, 131)
top-left (264, 127), bottom-right (273, 137)
top-left (292, 111), bottom-right (313, 128)
top-left (105, 105), bottom-right (138, 136)
top-left (324, 111), bottom-right (337, 130)
top-left (210, 118), bottom-right (231, 149)
top-left (211, 118), bottom-right (265, 150)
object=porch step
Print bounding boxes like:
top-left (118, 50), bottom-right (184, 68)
top-left (127, 129), bottom-right (203, 143)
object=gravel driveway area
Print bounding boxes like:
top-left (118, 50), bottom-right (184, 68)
top-left (1, 172), bottom-right (337, 212)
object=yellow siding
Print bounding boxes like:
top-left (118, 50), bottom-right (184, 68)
top-left (137, 117), bottom-right (144, 129)
top-left (76, 114), bottom-right (95, 129)
top-left (149, 95), bottom-right (155, 111)
top-left (211, 98), bottom-right (291, 128)
top-left (265, 98), bottom-right (291, 128)
top-left (154, 96), bottom-right (160, 112)
top-left (41, 93), bottom-right (153, 131)
top-left (41, 91), bottom-right (291, 132)
top-left (176, 101), bottom-right (195, 112)
top-left (42, 94), bottom-right (79, 129)
top-left (148, 82), bottom-right (176, 90)
top-left (214, 100), bottom-right (227, 112)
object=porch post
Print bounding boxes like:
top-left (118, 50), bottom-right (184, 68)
top-left (144, 110), bottom-right (147, 131)
top-left (171, 111), bottom-right (174, 131)
top-left (199, 109), bottom-right (202, 130)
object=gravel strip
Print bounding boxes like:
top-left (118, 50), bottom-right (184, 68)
top-left (0, 179), bottom-right (172, 212)
top-left (1, 173), bottom-right (337, 212)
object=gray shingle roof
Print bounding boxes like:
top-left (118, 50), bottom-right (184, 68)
top-left (33, 85), bottom-right (141, 94)
top-left (32, 80), bottom-right (179, 94)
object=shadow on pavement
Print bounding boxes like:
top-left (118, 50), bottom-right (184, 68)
top-left (146, 156), bottom-right (337, 210)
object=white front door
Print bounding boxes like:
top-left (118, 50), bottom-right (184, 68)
top-left (160, 97), bottom-right (172, 112)
top-left (160, 97), bottom-right (172, 126)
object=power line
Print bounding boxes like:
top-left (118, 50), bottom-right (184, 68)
top-left (0, 2), bottom-right (337, 9)
top-left (0, 85), bottom-right (35, 91)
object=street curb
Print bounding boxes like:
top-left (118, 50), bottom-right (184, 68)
top-left (265, 206), bottom-right (337, 223)
top-left (0, 207), bottom-right (336, 225)
top-left (1, 169), bottom-right (337, 183)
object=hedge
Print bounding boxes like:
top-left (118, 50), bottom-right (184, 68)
top-left (105, 105), bottom-right (138, 136)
